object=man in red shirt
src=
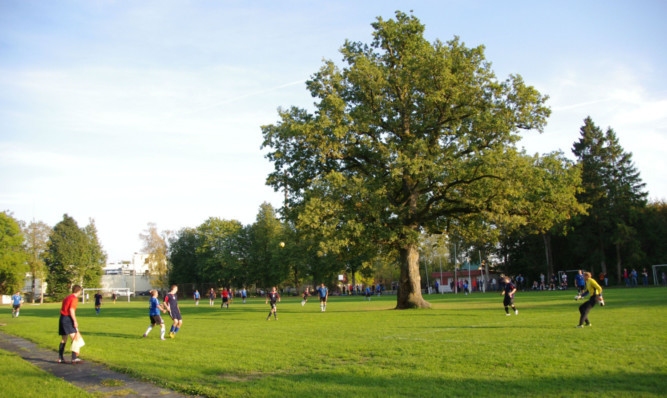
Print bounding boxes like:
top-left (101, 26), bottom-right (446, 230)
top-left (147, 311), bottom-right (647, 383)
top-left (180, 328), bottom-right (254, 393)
top-left (58, 285), bottom-right (83, 363)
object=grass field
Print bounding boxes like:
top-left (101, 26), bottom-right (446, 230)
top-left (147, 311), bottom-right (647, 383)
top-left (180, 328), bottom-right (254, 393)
top-left (0, 348), bottom-right (90, 397)
top-left (1, 288), bottom-right (666, 397)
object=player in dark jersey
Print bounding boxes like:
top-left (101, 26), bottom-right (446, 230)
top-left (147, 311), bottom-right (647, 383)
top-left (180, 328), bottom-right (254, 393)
top-left (94, 291), bottom-right (103, 315)
top-left (58, 285), bottom-right (83, 364)
top-left (208, 288), bottom-right (216, 306)
top-left (501, 276), bottom-right (518, 316)
top-left (265, 287), bottom-right (280, 320)
top-left (143, 290), bottom-right (167, 339)
top-left (164, 285), bottom-right (183, 338)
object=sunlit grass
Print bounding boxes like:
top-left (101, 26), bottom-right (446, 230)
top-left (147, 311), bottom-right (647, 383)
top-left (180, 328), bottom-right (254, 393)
top-left (1, 288), bottom-right (665, 397)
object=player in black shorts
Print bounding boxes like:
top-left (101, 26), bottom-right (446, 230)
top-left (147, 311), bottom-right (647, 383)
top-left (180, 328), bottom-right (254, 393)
top-left (501, 276), bottom-right (518, 316)
top-left (265, 287), bottom-right (280, 320)
top-left (164, 285), bottom-right (183, 338)
top-left (94, 291), bottom-right (103, 315)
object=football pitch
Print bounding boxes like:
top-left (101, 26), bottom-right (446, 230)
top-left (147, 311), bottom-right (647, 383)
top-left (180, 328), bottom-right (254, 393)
top-left (1, 288), bottom-right (665, 397)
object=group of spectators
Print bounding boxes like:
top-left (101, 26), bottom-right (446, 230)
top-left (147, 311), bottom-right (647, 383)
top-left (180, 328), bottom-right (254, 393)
top-left (622, 268), bottom-right (653, 287)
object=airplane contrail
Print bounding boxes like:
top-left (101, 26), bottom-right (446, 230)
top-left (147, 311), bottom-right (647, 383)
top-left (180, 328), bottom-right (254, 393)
top-left (180, 79), bottom-right (307, 117)
top-left (552, 97), bottom-right (617, 112)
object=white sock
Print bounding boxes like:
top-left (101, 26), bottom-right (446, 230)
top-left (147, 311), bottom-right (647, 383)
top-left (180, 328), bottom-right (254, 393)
top-left (145, 326), bottom-right (153, 335)
top-left (160, 327), bottom-right (165, 339)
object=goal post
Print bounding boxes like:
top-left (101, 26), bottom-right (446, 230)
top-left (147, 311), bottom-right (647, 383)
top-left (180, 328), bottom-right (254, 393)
top-left (652, 265), bottom-right (667, 286)
top-left (82, 287), bottom-right (131, 303)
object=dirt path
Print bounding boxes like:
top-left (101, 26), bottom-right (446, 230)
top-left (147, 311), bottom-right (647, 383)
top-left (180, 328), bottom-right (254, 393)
top-left (0, 331), bottom-right (195, 397)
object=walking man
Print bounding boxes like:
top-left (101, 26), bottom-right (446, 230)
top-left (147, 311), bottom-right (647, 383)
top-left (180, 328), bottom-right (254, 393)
top-left (58, 285), bottom-right (84, 364)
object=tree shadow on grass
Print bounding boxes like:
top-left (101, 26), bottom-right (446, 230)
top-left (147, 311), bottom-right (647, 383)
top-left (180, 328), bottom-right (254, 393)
top-left (224, 368), bottom-right (667, 397)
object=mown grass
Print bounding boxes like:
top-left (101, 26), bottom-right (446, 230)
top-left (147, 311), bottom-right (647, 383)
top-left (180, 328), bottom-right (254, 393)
top-left (1, 288), bottom-right (665, 397)
top-left (0, 348), bottom-right (91, 397)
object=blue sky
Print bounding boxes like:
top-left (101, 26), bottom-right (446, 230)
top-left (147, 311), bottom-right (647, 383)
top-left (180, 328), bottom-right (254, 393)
top-left (1, 1), bottom-right (665, 261)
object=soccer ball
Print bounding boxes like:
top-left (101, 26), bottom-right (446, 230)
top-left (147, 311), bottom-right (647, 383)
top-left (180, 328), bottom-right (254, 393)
top-left (279, 242), bottom-right (285, 248)
top-left (574, 295), bottom-right (581, 301)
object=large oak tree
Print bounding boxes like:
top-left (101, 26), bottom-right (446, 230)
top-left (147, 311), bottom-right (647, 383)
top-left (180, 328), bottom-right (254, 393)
top-left (262, 12), bottom-right (550, 308)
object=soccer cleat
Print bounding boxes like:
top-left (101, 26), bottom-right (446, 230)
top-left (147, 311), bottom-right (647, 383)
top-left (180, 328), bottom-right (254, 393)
top-left (142, 334), bottom-right (147, 338)
top-left (71, 358), bottom-right (84, 364)
top-left (169, 332), bottom-right (175, 339)
top-left (57, 359), bottom-right (66, 364)
top-left (585, 322), bottom-right (592, 327)
top-left (576, 325), bottom-right (584, 328)
top-left (505, 313), bottom-right (511, 316)
top-left (161, 337), bottom-right (166, 340)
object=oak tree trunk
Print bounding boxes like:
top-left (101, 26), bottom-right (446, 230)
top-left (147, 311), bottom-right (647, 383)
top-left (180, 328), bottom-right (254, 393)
top-left (396, 244), bottom-right (431, 309)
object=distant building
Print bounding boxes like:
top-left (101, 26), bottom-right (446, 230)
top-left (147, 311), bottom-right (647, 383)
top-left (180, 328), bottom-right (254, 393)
top-left (104, 253), bottom-right (152, 275)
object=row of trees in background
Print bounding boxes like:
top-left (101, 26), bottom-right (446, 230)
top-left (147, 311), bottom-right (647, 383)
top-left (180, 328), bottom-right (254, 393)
top-left (0, 212), bottom-right (106, 299)
top-left (167, 203), bottom-right (382, 291)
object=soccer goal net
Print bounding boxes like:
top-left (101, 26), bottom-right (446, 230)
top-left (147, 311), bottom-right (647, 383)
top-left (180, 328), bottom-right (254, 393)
top-left (82, 288), bottom-right (131, 303)
top-left (652, 264), bottom-right (667, 286)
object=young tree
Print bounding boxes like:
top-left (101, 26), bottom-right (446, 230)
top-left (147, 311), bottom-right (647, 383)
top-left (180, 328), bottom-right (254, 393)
top-left (195, 217), bottom-right (244, 286)
top-left (247, 202), bottom-right (288, 289)
top-left (262, 11), bottom-right (550, 308)
top-left (0, 212), bottom-right (28, 294)
top-left (169, 227), bottom-right (200, 285)
top-left (139, 223), bottom-right (170, 289)
top-left (22, 220), bottom-right (52, 303)
top-left (83, 218), bottom-right (106, 288)
top-left (45, 214), bottom-right (90, 299)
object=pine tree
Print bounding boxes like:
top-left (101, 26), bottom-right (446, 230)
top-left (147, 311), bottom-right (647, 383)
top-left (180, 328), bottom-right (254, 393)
top-left (571, 117), bottom-right (647, 282)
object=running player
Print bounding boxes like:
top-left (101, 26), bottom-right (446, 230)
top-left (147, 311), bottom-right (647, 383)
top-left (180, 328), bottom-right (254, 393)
top-left (112, 291), bottom-right (117, 304)
top-left (301, 288), bottom-right (309, 306)
top-left (11, 291), bottom-right (22, 318)
top-left (241, 288), bottom-right (247, 304)
top-left (164, 285), bottom-right (183, 338)
top-left (501, 276), bottom-right (518, 316)
top-left (317, 283), bottom-right (328, 312)
top-left (143, 290), bottom-right (167, 340)
top-left (265, 287), bottom-right (280, 320)
top-left (575, 271), bottom-right (604, 327)
top-left (58, 285), bottom-right (83, 364)
top-left (94, 291), bottom-right (103, 315)
top-left (193, 290), bottom-right (200, 306)
top-left (365, 286), bottom-right (371, 301)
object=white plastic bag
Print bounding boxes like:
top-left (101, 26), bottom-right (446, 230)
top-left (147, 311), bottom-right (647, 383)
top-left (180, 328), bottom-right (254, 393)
top-left (71, 333), bottom-right (85, 352)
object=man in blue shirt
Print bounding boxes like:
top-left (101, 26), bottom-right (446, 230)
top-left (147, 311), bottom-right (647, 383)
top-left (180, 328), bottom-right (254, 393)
top-left (575, 270), bottom-right (585, 295)
top-left (143, 290), bottom-right (167, 340)
top-left (317, 283), bottom-right (328, 312)
top-left (11, 291), bottom-right (22, 318)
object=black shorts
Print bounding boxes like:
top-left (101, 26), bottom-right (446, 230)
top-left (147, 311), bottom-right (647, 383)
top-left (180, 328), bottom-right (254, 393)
top-left (59, 315), bottom-right (77, 336)
top-left (149, 314), bottom-right (164, 325)
top-left (12, 304), bottom-right (20, 310)
top-left (223, 297), bottom-right (229, 303)
top-left (95, 302), bottom-right (101, 307)
top-left (269, 302), bottom-right (277, 309)
top-left (169, 309), bottom-right (182, 321)
top-left (503, 295), bottom-right (514, 306)
top-left (320, 297), bottom-right (327, 303)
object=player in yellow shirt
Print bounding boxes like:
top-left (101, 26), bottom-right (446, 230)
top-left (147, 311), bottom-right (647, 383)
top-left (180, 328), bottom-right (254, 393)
top-left (575, 271), bottom-right (604, 327)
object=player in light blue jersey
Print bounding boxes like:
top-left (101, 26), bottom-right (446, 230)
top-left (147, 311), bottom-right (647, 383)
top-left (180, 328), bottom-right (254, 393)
top-left (11, 291), bottom-right (22, 318)
top-left (317, 283), bottom-right (328, 312)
